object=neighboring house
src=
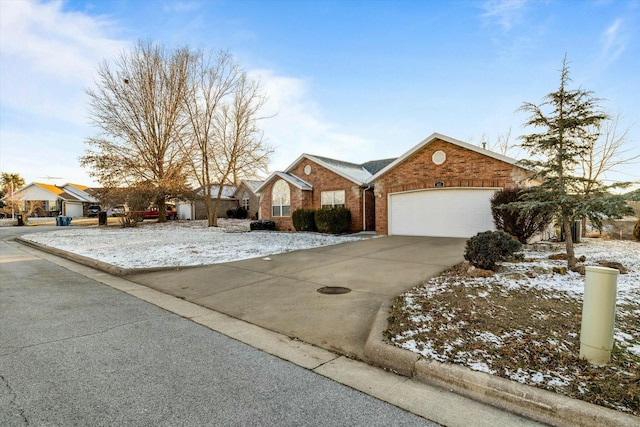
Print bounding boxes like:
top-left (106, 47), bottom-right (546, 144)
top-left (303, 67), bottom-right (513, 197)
top-left (179, 180), bottom-right (263, 220)
top-left (233, 180), bottom-right (263, 220)
top-left (5, 182), bottom-right (98, 217)
top-left (256, 155), bottom-right (395, 232)
top-left (257, 133), bottom-right (532, 238)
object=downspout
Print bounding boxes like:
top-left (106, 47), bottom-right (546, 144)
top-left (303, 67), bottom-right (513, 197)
top-left (362, 185), bottom-right (372, 231)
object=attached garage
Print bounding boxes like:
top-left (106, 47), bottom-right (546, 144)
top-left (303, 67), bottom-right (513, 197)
top-left (63, 201), bottom-right (84, 218)
top-left (388, 188), bottom-right (498, 238)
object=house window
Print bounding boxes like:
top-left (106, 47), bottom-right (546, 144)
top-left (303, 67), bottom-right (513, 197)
top-left (321, 190), bottom-right (345, 208)
top-left (242, 191), bottom-right (250, 210)
top-left (271, 179), bottom-right (290, 217)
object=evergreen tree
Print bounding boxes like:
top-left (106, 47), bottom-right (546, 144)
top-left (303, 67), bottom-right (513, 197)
top-left (517, 56), bottom-right (632, 269)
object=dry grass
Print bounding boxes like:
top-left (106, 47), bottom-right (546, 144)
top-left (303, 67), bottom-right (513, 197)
top-left (386, 256), bottom-right (639, 416)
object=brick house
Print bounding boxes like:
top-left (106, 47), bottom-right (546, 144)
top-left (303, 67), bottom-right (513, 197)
top-left (258, 133), bottom-right (531, 237)
top-left (179, 180), bottom-right (263, 220)
top-left (256, 154), bottom-right (395, 232)
top-left (233, 180), bottom-right (262, 220)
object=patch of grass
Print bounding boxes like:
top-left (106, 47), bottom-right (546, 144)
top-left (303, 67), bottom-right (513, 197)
top-left (386, 269), bottom-right (640, 415)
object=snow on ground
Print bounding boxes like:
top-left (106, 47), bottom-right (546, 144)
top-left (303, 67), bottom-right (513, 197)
top-left (486, 239), bottom-right (639, 306)
top-left (21, 219), bottom-right (364, 269)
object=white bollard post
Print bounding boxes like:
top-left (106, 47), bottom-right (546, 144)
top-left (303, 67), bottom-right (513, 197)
top-left (580, 266), bottom-right (619, 365)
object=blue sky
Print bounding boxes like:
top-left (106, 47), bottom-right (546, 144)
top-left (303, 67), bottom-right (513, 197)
top-left (1, 0), bottom-right (639, 187)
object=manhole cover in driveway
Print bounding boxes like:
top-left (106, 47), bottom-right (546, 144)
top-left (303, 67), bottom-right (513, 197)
top-left (317, 286), bottom-right (351, 295)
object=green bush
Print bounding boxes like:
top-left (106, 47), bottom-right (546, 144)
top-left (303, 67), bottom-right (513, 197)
top-left (491, 187), bottom-right (554, 244)
top-left (315, 207), bottom-right (351, 234)
top-left (634, 219), bottom-right (640, 241)
top-left (464, 230), bottom-right (523, 271)
top-left (292, 209), bottom-right (317, 232)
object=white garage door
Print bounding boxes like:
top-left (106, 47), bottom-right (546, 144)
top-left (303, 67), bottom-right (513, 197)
top-left (65, 202), bottom-right (83, 218)
top-left (389, 188), bottom-right (498, 238)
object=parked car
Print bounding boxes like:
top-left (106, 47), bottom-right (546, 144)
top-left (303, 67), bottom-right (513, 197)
top-left (87, 205), bottom-right (102, 217)
top-left (108, 205), bottom-right (126, 217)
top-left (131, 204), bottom-right (178, 221)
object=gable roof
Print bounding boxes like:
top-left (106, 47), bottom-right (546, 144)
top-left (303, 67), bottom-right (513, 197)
top-left (361, 158), bottom-right (397, 175)
top-left (197, 184), bottom-right (237, 199)
top-left (256, 132), bottom-right (525, 193)
top-left (282, 153), bottom-right (398, 186)
top-left (302, 155), bottom-right (374, 184)
top-left (240, 179), bottom-right (264, 193)
top-left (366, 132), bottom-right (523, 183)
top-left (35, 182), bottom-right (64, 196)
top-left (6, 182), bottom-right (97, 203)
top-left (255, 172), bottom-right (313, 193)
top-left (61, 183), bottom-right (98, 203)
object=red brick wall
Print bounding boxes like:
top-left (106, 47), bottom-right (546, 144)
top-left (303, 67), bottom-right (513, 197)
top-left (373, 139), bottom-right (528, 234)
top-left (259, 159), bottom-right (370, 232)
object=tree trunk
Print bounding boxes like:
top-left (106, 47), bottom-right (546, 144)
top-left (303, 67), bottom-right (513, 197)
top-left (202, 186), bottom-right (216, 227)
top-left (581, 216), bottom-right (587, 237)
top-left (157, 198), bottom-right (167, 223)
top-left (563, 217), bottom-right (576, 269)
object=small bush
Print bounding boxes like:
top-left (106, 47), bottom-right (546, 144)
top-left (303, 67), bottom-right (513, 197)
top-left (315, 207), bottom-right (351, 234)
top-left (292, 209), bottom-right (317, 232)
top-left (250, 219), bottom-right (276, 231)
top-left (464, 230), bottom-right (523, 271)
top-left (227, 207), bottom-right (248, 219)
top-left (634, 219), bottom-right (640, 241)
top-left (491, 187), bottom-right (554, 244)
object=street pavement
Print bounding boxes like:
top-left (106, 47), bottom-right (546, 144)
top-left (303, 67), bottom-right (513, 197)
top-left (1, 229), bottom-right (438, 426)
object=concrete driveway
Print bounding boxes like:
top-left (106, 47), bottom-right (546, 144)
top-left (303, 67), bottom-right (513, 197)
top-left (125, 235), bottom-right (466, 360)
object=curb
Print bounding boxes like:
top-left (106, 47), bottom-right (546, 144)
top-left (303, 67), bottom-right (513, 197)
top-left (364, 301), bottom-right (639, 427)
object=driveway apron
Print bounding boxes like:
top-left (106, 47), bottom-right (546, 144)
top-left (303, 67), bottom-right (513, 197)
top-left (125, 236), bottom-right (466, 360)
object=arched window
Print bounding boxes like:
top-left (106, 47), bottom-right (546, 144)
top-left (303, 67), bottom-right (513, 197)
top-left (271, 179), bottom-right (290, 217)
top-left (242, 191), bottom-right (250, 210)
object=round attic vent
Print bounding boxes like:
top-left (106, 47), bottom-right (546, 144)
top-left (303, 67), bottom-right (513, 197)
top-left (304, 164), bottom-right (312, 175)
top-left (432, 150), bottom-right (446, 165)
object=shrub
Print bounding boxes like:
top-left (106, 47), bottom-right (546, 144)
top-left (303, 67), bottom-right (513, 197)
top-left (226, 207), bottom-right (248, 219)
top-left (491, 187), bottom-right (554, 244)
top-left (634, 219), bottom-right (640, 241)
top-left (292, 209), bottom-right (317, 232)
top-left (464, 230), bottom-right (522, 271)
top-left (250, 219), bottom-right (276, 231)
top-left (314, 207), bottom-right (351, 234)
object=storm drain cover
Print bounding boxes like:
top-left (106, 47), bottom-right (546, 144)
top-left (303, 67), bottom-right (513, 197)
top-left (317, 286), bottom-right (351, 295)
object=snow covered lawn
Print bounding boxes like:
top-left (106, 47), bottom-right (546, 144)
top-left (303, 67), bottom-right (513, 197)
top-left (21, 219), bottom-right (364, 269)
top-left (387, 238), bottom-right (639, 415)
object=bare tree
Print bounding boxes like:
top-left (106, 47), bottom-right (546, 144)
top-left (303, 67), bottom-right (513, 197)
top-left (182, 54), bottom-right (273, 227)
top-left (576, 113), bottom-right (639, 234)
top-left (471, 128), bottom-right (516, 156)
top-left (181, 50), bottom-right (241, 227)
top-left (208, 72), bottom-right (273, 226)
top-left (81, 40), bottom-right (191, 222)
